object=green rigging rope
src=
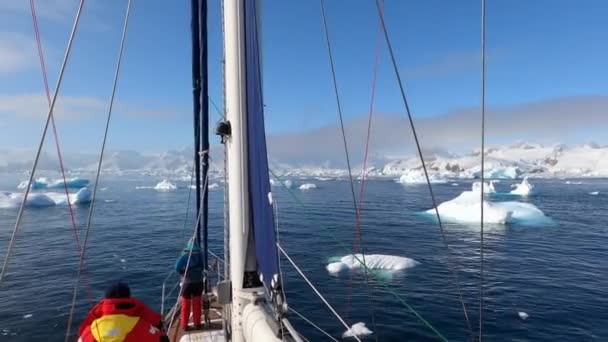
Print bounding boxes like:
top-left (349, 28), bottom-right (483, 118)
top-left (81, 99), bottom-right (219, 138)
top-left (269, 169), bottom-right (449, 342)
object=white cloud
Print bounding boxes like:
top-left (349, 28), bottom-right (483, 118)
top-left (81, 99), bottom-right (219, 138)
top-left (0, 93), bottom-right (106, 120)
top-left (0, 92), bottom-right (182, 121)
top-left (0, 32), bottom-right (37, 74)
top-left (267, 95), bottom-right (608, 165)
top-left (0, 0), bottom-right (79, 22)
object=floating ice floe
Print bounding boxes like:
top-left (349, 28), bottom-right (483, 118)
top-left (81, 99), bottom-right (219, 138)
top-left (396, 169), bottom-right (448, 184)
top-left (299, 183), bottom-right (316, 190)
top-left (510, 177), bottom-right (534, 196)
top-left (589, 191), bottom-right (599, 195)
top-left (208, 183), bottom-right (220, 190)
top-left (23, 314), bottom-right (33, 319)
top-left (71, 187), bottom-right (92, 205)
top-left (343, 322), bottom-right (373, 338)
top-left (565, 180), bottom-right (583, 185)
top-left (451, 183), bottom-right (459, 186)
top-left (154, 179), bottom-right (177, 191)
top-left (1, 187), bottom-right (96, 209)
top-left (17, 177), bottom-right (89, 190)
top-left (425, 189), bottom-right (550, 225)
top-left (326, 254), bottom-right (419, 274)
top-left (472, 181), bottom-right (496, 194)
top-left (270, 179), bottom-right (293, 188)
top-left (518, 311), bottom-right (529, 320)
top-left (314, 177), bottom-right (332, 181)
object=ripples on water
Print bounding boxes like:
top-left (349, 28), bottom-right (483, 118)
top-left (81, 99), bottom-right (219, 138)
top-left (1, 175), bottom-right (608, 341)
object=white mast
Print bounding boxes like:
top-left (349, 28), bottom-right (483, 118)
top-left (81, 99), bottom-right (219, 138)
top-left (223, 1), bottom-right (297, 341)
top-left (223, 0), bottom-right (252, 340)
top-left (223, 1), bottom-right (280, 341)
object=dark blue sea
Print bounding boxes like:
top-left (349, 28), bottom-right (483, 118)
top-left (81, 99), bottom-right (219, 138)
top-left (1, 174), bottom-right (608, 341)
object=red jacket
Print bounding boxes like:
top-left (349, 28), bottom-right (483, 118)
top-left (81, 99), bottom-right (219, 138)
top-left (78, 298), bottom-right (165, 342)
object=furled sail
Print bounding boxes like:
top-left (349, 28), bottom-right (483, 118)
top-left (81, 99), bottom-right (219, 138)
top-left (243, 0), bottom-right (280, 295)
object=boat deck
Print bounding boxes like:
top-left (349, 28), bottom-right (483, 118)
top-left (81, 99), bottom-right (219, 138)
top-left (166, 294), bottom-right (225, 342)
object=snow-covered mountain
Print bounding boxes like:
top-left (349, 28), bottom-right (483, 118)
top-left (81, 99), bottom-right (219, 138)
top-left (3, 143), bottom-right (608, 179)
top-left (379, 142), bottom-right (608, 180)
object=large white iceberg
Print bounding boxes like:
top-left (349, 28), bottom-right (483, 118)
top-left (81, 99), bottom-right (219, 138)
top-left (326, 254), bottom-right (419, 274)
top-left (154, 179), bottom-right (177, 191)
top-left (343, 322), bottom-right (373, 338)
top-left (510, 177), bottom-right (534, 196)
top-left (17, 177), bottom-right (89, 190)
top-left (425, 189), bottom-right (549, 225)
top-left (299, 183), bottom-right (317, 190)
top-left (396, 169), bottom-right (448, 184)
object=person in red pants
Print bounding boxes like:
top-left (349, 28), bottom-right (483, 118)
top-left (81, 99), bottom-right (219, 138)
top-left (175, 239), bottom-right (205, 331)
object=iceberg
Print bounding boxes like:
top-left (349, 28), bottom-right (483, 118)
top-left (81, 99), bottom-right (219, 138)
top-left (17, 177), bottom-right (89, 190)
top-left (154, 179), bottom-right (177, 191)
top-left (589, 191), bottom-right (599, 195)
top-left (326, 254), bottom-right (419, 273)
top-left (71, 187), bottom-right (91, 205)
top-left (472, 181), bottom-right (496, 194)
top-left (270, 179), bottom-right (293, 188)
top-left (208, 183), bottom-right (220, 190)
top-left (0, 192), bottom-right (56, 208)
top-left (510, 177), bottom-right (534, 196)
top-left (472, 166), bottom-right (520, 179)
top-left (343, 322), bottom-right (373, 338)
top-left (396, 169), bottom-right (448, 184)
top-left (425, 189), bottom-right (550, 225)
top-left (299, 183), bottom-right (317, 190)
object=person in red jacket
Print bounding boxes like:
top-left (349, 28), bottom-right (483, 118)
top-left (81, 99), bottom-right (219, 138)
top-left (78, 282), bottom-right (168, 342)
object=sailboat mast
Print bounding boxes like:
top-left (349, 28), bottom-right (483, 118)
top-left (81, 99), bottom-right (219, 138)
top-left (199, 0), bottom-right (210, 285)
top-left (223, 0), bottom-right (256, 340)
top-left (191, 0), bottom-right (203, 247)
top-left (191, 0), bottom-right (209, 265)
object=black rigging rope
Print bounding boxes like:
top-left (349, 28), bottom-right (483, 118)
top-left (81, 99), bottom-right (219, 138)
top-left (319, 1), bottom-right (378, 339)
top-left (373, 0), bottom-right (474, 339)
top-left (479, 0), bottom-right (487, 340)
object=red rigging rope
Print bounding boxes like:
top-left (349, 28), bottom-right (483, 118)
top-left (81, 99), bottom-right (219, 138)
top-left (346, 2), bottom-right (383, 339)
top-left (29, 0), bottom-right (94, 306)
top-left (319, 0), bottom-right (379, 337)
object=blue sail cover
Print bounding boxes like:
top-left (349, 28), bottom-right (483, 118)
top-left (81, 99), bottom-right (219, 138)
top-left (244, 0), bottom-right (280, 294)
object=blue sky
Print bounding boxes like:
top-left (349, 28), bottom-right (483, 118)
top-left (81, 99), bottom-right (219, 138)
top-left (1, 0), bottom-right (608, 155)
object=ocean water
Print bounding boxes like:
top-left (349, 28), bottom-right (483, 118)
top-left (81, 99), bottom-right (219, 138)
top-left (1, 174), bottom-right (608, 341)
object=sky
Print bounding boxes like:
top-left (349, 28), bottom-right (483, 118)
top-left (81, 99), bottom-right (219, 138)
top-left (1, 0), bottom-right (608, 161)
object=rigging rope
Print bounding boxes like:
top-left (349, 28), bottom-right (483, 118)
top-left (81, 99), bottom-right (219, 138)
top-left (64, 1), bottom-right (132, 340)
top-left (167, 164), bottom-right (212, 332)
top-left (318, 0), bottom-right (378, 337)
top-left (289, 308), bottom-right (340, 342)
top-left (28, 0), bottom-right (94, 305)
top-left (0, 0), bottom-right (86, 283)
top-left (372, 0), bottom-right (474, 338)
top-left (181, 162), bottom-right (196, 246)
top-left (479, 0), bottom-right (487, 340)
top-left (269, 170), bottom-right (447, 341)
top-left (278, 244), bottom-right (362, 342)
